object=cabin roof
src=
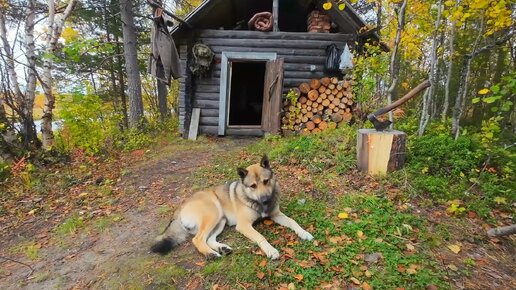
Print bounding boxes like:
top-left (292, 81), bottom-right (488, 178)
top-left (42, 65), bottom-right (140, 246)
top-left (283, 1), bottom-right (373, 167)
top-left (171, 0), bottom-right (381, 44)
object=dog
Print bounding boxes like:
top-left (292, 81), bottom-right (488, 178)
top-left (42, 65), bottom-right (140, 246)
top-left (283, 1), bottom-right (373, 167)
top-left (150, 155), bottom-right (313, 259)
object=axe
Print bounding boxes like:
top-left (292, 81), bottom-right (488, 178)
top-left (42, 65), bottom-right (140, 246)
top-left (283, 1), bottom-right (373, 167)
top-left (367, 80), bottom-right (431, 131)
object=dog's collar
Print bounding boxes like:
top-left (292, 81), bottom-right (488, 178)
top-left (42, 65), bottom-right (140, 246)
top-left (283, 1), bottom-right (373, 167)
top-left (234, 180), bottom-right (277, 215)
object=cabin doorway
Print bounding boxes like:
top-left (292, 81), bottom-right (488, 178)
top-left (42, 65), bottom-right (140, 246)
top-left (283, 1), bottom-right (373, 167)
top-left (218, 52), bottom-right (283, 136)
top-left (228, 61), bottom-right (266, 126)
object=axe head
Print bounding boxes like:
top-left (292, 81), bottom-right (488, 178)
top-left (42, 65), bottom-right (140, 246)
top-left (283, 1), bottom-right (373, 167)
top-left (367, 114), bottom-right (392, 131)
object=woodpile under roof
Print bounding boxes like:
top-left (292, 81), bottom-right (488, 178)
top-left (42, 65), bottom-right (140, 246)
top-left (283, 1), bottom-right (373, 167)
top-left (282, 76), bottom-right (355, 135)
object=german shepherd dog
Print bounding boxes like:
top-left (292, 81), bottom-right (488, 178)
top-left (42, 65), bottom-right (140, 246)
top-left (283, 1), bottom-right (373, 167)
top-left (150, 155), bottom-right (313, 259)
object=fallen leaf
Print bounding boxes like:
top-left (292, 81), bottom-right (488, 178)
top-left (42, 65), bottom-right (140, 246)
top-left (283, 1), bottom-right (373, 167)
top-left (374, 238), bottom-right (383, 243)
top-left (467, 211), bottom-right (477, 219)
top-left (256, 271), bottom-right (265, 280)
top-left (338, 212), bottom-right (349, 219)
top-left (259, 259), bottom-right (267, 267)
top-left (299, 260), bottom-right (316, 268)
top-left (365, 270), bottom-right (372, 277)
top-left (447, 264), bottom-right (458, 271)
top-left (293, 274), bottom-right (304, 281)
top-left (357, 230), bottom-right (364, 238)
top-left (447, 244), bottom-right (461, 254)
top-left (350, 277), bottom-right (361, 285)
top-left (406, 243), bottom-right (415, 251)
top-left (287, 283), bottom-right (296, 290)
top-left (28, 209), bottom-right (37, 215)
top-left (212, 284), bottom-right (219, 290)
top-left (263, 219), bottom-right (274, 225)
top-left (78, 192), bottom-right (88, 198)
top-left (362, 281), bottom-right (372, 290)
top-left (195, 261), bottom-right (206, 267)
top-left (426, 285), bottom-right (438, 290)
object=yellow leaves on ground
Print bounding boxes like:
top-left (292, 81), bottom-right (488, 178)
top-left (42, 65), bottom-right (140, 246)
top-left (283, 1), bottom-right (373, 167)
top-left (322, 1), bottom-right (332, 10)
top-left (446, 200), bottom-right (465, 215)
top-left (494, 197), bottom-right (507, 205)
top-left (447, 244), bottom-right (461, 254)
top-left (338, 212), bottom-right (349, 219)
top-left (263, 219), bottom-right (274, 225)
top-left (293, 274), bottom-right (304, 281)
top-left (350, 277), bottom-right (361, 285)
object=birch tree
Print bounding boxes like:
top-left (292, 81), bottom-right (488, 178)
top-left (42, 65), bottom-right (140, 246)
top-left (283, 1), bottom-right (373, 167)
top-left (386, 0), bottom-right (408, 128)
top-left (40, 0), bottom-right (78, 148)
top-left (418, 0), bottom-right (443, 136)
top-left (0, 2), bottom-right (40, 149)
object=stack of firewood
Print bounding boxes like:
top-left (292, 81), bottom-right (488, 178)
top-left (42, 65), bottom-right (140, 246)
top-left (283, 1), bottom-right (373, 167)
top-left (282, 77), bottom-right (354, 135)
top-left (307, 10), bottom-right (331, 33)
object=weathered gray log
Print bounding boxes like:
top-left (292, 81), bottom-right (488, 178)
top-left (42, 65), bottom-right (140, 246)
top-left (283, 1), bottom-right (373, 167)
top-left (200, 38), bottom-right (346, 49)
top-left (197, 29), bottom-right (355, 41)
top-left (199, 116), bottom-right (218, 126)
top-left (208, 46), bottom-right (326, 56)
top-left (193, 99), bottom-right (219, 109)
top-left (487, 224), bottom-right (516, 237)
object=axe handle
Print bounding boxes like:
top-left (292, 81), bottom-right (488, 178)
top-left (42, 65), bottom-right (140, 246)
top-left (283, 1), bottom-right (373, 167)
top-left (372, 80), bottom-right (431, 116)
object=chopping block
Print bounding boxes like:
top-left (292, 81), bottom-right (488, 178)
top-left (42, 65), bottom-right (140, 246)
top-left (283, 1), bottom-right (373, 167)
top-left (357, 129), bottom-right (406, 175)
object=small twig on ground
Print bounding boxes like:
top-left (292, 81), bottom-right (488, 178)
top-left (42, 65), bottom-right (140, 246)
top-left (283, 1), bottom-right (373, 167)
top-left (0, 255), bottom-right (34, 278)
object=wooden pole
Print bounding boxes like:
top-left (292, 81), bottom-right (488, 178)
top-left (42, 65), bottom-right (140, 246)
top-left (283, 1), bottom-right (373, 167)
top-left (273, 0), bottom-right (279, 32)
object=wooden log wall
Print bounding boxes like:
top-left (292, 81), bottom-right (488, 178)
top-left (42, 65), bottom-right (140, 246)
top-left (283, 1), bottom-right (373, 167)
top-left (178, 30), bottom-right (355, 135)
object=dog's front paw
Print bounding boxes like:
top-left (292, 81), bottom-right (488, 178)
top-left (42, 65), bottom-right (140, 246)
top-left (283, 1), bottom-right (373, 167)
top-left (264, 247), bottom-right (280, 260)
top-left (298, 230), bottom-right (314, 241)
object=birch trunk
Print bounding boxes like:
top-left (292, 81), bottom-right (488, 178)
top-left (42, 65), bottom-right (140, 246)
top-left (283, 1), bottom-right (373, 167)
top-left (441, 22), bottom-right (455, 121)
top-left (23, 0), bottom-right (39, 148)
top-left (119, 0), bottom-right (144, 129)
top-left (418, 0), bottom-right (442, 136)
top-left (386, 0), bottom-right (408, 129)
top-left (40, 0), bottom-right (78, 148)
top-left (0, 10), bottom-right (39, 148)
top-left (451, 20), bottom-right (484, 139)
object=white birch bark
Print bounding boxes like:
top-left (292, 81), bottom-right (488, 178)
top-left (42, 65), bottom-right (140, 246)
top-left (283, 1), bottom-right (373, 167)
top-left (40, 0), bottom-right (78, 148)
top-left (386, 0), bottom-right (408, 129)
top-left (418, 0), bottom-right (443, 136)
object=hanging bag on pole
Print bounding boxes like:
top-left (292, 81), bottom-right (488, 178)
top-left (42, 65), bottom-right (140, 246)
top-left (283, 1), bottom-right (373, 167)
top-left (324, 44), bottom-right (341, 73)
top-left (339, 44), bottom-right (354, 71)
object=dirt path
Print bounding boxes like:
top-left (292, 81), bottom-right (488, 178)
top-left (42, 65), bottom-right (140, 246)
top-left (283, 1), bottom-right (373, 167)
top-left (0, 137), bottom-right (255, 290)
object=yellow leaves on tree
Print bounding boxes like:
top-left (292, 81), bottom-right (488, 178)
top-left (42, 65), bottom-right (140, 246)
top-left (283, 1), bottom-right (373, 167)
top-left (61, 26), bottom-right (79, 42)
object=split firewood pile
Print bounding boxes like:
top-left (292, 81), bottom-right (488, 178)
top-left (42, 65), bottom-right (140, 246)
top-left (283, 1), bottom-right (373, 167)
top-left (281, 76), bottom-right (355, 135)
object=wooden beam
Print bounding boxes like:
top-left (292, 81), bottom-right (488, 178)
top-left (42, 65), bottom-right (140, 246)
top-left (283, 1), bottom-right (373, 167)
top-left (188, 108), bottom-right (201, 140)
top-left (273, 0), bottom-right (279, 32)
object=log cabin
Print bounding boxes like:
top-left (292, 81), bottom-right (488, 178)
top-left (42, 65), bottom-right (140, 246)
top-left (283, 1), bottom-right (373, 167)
top-left (172, 0), bottom-right (381, 137)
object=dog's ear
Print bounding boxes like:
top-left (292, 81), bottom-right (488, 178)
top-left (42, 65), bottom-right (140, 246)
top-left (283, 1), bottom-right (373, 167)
top-left (260, 154), bottom-right (270, 169)
top-left (237, 167), bottom-right (248, 180)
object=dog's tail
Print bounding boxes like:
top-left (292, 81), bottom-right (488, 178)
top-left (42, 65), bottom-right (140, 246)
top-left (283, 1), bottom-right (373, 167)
top-left (150, 218), bottom-right (189, 255)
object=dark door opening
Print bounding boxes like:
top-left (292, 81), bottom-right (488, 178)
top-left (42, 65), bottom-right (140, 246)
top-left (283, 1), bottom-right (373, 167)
top-left (228, 61), bottom-right (266, 126)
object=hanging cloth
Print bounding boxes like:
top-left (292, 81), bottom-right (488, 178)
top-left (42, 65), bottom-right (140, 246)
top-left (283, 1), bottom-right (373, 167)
top-left (148, 8), bottom-right (182, 85)
top-left (339, 44), bottom-right (354, 70)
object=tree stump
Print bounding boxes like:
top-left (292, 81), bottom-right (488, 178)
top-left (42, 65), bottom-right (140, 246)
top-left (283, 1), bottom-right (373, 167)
top-left (357, 129), bottom-right (407, 175)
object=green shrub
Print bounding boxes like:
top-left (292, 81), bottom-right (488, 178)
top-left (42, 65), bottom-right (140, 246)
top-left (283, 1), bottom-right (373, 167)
top-left (248, 125), bottom-right (357, 173)
top-left (55, 92), bottom-right (120, 155)
top-left (0, 160), bottom-right (9, 183)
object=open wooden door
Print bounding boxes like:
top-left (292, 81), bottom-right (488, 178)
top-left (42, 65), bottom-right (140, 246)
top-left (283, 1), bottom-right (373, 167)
top-left (261, 58), bottom-right (284, 134)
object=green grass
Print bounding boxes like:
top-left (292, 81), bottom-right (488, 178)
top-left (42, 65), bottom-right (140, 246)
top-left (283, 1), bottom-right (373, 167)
top-left (200, 195), bottom-right (446, 289)
top-left (9, 241), bottom-right (41, 261)
top-left (55, 214), bottom-right (84, 236)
